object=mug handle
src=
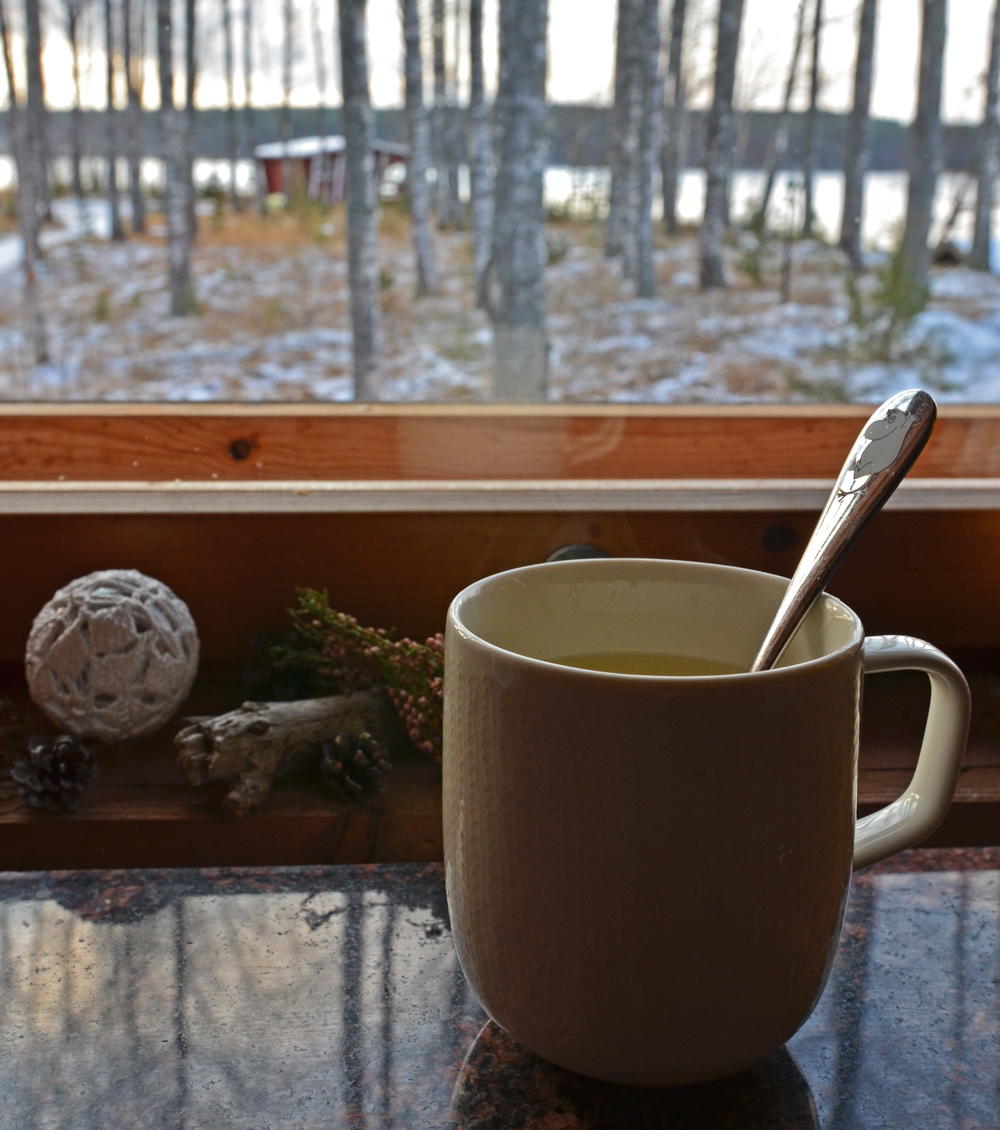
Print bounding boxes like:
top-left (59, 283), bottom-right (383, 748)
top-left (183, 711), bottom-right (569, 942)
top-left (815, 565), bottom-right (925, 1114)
top-left (854, 635), bottom-right (971, 870)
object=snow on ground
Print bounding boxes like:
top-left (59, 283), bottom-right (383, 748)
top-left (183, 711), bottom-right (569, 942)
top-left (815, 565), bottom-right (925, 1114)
top-left (3, 199), bottom-right (1000, 403)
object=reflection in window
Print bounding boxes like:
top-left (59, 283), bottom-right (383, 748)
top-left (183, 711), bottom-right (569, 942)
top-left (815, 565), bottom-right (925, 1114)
top-left (0, 881), bottom-right (479, 1123)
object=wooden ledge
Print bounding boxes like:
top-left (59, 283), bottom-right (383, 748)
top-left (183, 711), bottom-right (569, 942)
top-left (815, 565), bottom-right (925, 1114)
top-left (3, 407), bottom-right (1000, 481)
top-left (3, 477), bottom-right (1000, 514)
top-left (4, 403), bottom-right (1000, 418)
top-left (0, 759), bottom-right (995, 871)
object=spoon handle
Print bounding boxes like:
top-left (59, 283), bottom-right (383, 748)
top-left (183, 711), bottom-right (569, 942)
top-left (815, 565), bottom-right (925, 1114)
top-left (749, 389), bottom-right (937, 673)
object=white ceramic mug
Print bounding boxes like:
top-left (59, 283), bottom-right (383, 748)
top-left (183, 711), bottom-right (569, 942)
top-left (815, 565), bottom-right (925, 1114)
top-left (443, 559), bottom-right (970, 1086)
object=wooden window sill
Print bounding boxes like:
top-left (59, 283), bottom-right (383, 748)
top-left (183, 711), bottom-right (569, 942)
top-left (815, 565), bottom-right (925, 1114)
top-left (0, 406), bottom-right (997, 867)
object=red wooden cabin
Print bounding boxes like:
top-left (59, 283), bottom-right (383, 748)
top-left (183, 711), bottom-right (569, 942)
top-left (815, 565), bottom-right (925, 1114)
top-left (254, 135), bottom-right (408, 203)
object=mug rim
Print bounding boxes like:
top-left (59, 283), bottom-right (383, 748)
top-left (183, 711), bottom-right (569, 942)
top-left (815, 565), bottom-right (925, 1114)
top-left (447, 557), bottom-right (865, 681)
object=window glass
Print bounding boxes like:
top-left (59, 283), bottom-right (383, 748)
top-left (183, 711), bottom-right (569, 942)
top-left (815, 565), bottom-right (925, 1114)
top-left (0, 0), bottom-right (994, 406)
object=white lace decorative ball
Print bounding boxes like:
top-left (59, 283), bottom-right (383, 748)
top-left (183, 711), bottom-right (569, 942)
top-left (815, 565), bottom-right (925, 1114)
top-left (25, 570), bottom-right (200, 742)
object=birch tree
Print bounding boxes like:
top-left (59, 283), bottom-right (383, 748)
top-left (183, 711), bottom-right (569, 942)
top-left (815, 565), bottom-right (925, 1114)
top-left (900, 0), bottom-right (946, 302)
top-left (660, 0), bottom-right (687, 235)
top-left (699, 0), bottom-right (744, 288)
top-left (157, 0), bottom-right (195, 313)
top-left (755, 0), bottom-right (805, 227)
top-left (310, 0), bottom-right (327, 138)
top-left (839, 0), bottom-right (876, 267)
top-left (339, 0), bottom-right (381, 398)
top-left (281, 0), bottom-right (293, 197)
top-left (124, 0), bottom-right (146, 233)
top-left (801, 0), bottom-right (822, 238)
top-left (970, 0), bottom-right (1000, 271)
top-left (310, 0), bottom-right (328, 198)
top-left (400, 0), bottom-right (438, 295)
top-left (636, 0), bottom-right (661, 298)
top-left (606, 0), bottom-right (642, 261)
top-left (24, 0), bottom-right (50, 219)
top-left (488, 0), bottom-right (548, 399)
top-left (243, 0), bottom-right (264, 212)
top-left (446, 0), bottom-right (463, 228)
top-left (432, 0), bottom-right (449, 225)
top-left (222, 0), bottom-right (239, 209)
top-left (183, 0), bottom-right (196, 232)
top-left (105, 0), bottom-right (125, 239)
top-left (468, 0), bottom-right (492, 294)
top-left (65, 0), bottom-right (88, 202)
top-left (1, 0), bottom-right (47, 362)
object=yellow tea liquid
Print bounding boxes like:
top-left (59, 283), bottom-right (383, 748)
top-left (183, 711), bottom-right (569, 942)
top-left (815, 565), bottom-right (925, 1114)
top-left (550, 650), bottom-right (744, 677)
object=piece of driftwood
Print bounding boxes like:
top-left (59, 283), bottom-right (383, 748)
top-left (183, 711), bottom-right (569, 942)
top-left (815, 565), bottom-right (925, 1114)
top-left (175, 691), bottom-right (402, 818)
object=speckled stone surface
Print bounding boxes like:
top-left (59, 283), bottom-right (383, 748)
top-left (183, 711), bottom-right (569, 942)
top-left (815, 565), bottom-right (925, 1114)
top-left (0, 849), bottom-right (997, 1128)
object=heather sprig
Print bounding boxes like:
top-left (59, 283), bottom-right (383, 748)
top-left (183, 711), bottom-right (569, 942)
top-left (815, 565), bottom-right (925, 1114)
top-left (273, 589), bottom-right (444, 761)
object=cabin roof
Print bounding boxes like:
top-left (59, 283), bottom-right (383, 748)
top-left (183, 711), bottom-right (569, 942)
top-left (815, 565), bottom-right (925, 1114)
top-left (254, 135), bottom-right (408, 159)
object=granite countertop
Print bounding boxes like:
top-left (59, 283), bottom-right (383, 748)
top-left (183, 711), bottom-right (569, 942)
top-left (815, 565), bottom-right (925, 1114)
top-left (0, 848), bottom-right (998, 1129)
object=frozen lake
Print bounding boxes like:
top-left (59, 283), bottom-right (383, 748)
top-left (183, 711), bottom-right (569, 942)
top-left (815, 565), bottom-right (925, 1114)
top-left (0, 160), bottom-right (994, 271)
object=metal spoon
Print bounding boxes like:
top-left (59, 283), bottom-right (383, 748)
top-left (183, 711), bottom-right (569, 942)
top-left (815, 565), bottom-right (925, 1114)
top-left (750, 388), bottom-right (937, 672)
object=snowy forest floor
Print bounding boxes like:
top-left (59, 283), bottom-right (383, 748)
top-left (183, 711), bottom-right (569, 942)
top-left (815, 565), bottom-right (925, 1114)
top-left (2, 196), bottom-right (1000, 403)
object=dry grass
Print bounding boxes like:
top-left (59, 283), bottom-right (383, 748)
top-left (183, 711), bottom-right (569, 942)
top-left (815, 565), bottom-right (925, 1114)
top-left (0, 201), bottom-right (994, 402)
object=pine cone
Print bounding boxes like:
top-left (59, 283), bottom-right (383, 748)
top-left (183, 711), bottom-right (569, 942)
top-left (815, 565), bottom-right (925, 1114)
top-left (318, 731), bottom-right (391, 800)
top-left (11, 735), bottom-right (100, 813)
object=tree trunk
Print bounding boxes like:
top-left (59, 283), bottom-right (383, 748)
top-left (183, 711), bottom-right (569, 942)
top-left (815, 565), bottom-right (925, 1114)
top-left (468, 0), bottom-right (492, 297)
top-left (24, 0), bottom-right (50, 221)
top-left (125, 0), bottom-right (146, 234)
top-left (801, 0), bottom-right (823, 238)
top-left (447, 0), bottom-right (463, 230)
top-left (280, 0), bottom-right (293, 199)
top-left (660, 0), bottom-right (687, 236)
top-left (900, 0), bottom-right (946, 302)
top-left (970, 0), bottom-right (1000, 271)
top-left (621, 0), bottom-right (645, 278)
top-left (222, 0), bottom-right (239, 210)
top-left (699, 0), bottom-right (745, 288)
top-left (488, 0), bottom-right (548, 399)
top-left (725, 108), bottom-right (751, 225)
top-left (606, 0), bottom-right (642, 261)
top-left (310, 0), bottom-right (328, 197)
top-left (0, 0), bottom-right (48, 363)
top-left (839, 0), bottom-right (876, 266)
top-left (636, 0), bottom-right (661, 298)
top-left (158, 0), bottom-right (195, 314)
top-left (400, 0), bottom-right (438, 295)
top-left (936, 173), bottom-right (973, 250)
top-left (243, 0), bottom-right (264, 213)
top-left (105, 0), bottom-right (126, 239)
top-left (432, 0), bottom-right (449, 226)
top-left (184, 0), bottom-right (197, 234)
top-left (339, 0), bottom-right (381, 399)
top-left (755, 0), bottom-right (805, 228)
top-left (66, 0), bottom-right (86, 202)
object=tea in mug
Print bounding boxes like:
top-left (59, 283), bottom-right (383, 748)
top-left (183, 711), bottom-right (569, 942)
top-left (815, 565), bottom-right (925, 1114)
top-left (550, 650), bottom-right (744, 677)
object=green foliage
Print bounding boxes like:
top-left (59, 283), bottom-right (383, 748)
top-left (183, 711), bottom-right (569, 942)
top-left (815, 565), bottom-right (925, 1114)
top-left (286, 175), bottom-right (333, 242)
top-left (845, 244), bottom-right (929, 363)
top-left (735, 228), bottom-right (766, 286)
top-left (734, 209), bottom-right (779, 287)
top-left (263, 296), bottom-right (285, 323)
top-left (199, 173), bottom-right (227, 228)
top-left (546, 230), bottom-right (570, 265)
top-left (787, 239), bottom-right (957, 401)
top-left (272, 589), bottom-right (444, 761)
top-left (93, 290), bottom-right (110, 322)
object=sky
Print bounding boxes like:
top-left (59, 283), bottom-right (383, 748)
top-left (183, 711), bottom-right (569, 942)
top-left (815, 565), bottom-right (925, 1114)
top-left (1, 0), bottom-right (997, 124)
